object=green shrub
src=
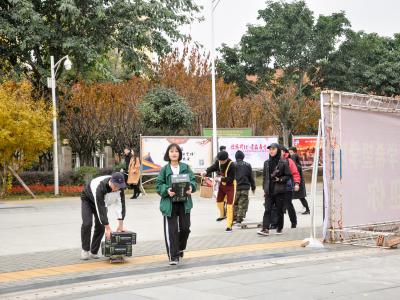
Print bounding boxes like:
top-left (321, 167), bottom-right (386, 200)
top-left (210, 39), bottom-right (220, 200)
top-left (72, 167), bottom-right (98, 185)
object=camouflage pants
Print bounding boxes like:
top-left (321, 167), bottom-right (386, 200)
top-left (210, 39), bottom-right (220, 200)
top-left (234, 189), bottom-right (249, 222)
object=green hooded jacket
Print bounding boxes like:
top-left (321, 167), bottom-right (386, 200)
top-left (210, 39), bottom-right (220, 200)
top-left (156, 162), bottom-right (197, 217)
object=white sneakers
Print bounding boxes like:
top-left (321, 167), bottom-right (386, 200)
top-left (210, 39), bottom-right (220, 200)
top-left (81, 250), bottom-right (100, 260)
top-left (169, 259), bottom-right (179, 266)
top-left (81, 250), bottom-right (90, 260)
top-left (89, 253), bottom-right (100, 259)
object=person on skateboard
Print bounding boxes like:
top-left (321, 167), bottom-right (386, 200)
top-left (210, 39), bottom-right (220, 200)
top-left (202, 151), bottom-right (236, 233)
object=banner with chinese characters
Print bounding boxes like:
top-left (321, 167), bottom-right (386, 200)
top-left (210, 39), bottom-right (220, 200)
top-left (322, 91), bottom-right (400, 229)
top-left (217, 136), bottom-right (279, 169)
top-left (140, 136), bottom-right (213, 174)
top-left (292, 136), bottom-right (319, 167)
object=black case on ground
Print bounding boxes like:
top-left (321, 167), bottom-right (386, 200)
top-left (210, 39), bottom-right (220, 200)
top-left (101, 231), bottom-right (137, 258)
top-left (105, 231), bottom-right (137, 245)
top-left (101, 243), bottom-right (132, 257)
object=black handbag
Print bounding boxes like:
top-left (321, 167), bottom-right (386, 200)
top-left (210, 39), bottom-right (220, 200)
top-left (272, 182), bottom-right (286, 195)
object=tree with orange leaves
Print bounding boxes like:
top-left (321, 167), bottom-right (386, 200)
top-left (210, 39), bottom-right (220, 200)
top-left (61, 77), bottom-right (149, 164)
top-left (154, 44), bottom-right (275, 136)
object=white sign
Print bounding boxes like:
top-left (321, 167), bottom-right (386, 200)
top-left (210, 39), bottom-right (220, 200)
top-left (218, 136), bottom-right (279, 169)
top-left (141, 136), bottom-right (213, 174)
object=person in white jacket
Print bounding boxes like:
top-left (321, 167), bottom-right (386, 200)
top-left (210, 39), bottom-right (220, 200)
top-left (80, 172), bottom-right (126, 260)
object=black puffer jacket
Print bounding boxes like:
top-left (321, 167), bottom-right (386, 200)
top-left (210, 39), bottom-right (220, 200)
top-left (263, 158), bottom-right (292, 196)
top-left (235, 160), bottom-right (256, 191)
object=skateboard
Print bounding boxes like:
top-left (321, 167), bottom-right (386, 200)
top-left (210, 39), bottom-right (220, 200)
top-left (108, 255), bottom-right (126, 264)
top-left (240, 222), bottom-right (262, 229)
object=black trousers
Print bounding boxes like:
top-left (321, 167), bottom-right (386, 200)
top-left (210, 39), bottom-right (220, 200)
top-left (299, 197), bottom-right (310, 211)
top-left (81, 196), bottom-right (105, 254)
top-left (132, 184), bottom-right (141, 198)
top-left (263, 194), bottom-right (285, 231)
top-left (163, 202), bottom-right (191, 261)
top-left (285, 192), bottom-right (297, 226)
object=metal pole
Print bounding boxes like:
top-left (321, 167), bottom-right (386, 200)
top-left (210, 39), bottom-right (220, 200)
top-left (50, 56), bottom-right (59, 196)
top-left (311, 119), bottom-right (322, 238)
top-left (302, 119), bottom-right (324, 248)
top-left (321, 92), bottom-right (329, 241)
top-left (211, 0), bottom-right (218, 159)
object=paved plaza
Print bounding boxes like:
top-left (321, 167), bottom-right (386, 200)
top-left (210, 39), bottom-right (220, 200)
top-left (1, 185), bottom-right (399, 299)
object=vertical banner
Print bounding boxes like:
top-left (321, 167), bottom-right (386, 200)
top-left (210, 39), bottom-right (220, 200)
top-left (322, 91), bottom-right (400, 230)
top-left (141, 137), bottom-right (212, 174)
top-left (217, 136), bottom-right (279, 170)
top-left (292, 136), bottom-right (319, 167)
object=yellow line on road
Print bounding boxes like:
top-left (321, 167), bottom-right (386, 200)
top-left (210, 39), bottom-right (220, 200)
top-left (0, 240), bottom-right (302, 283)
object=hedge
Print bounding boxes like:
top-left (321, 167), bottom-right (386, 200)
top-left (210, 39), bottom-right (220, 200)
top-left (12, 167), bottom-right (116, 187)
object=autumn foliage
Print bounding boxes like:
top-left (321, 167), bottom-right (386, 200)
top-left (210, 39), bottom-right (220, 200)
top-left (154, 45), bottom-right (275, 136)
top-left (61, 77), bottom-right (149, 163)
top-left (0, 81), bottom-right (52, 196)
top-left (58, 45), bottom-right (318, 166)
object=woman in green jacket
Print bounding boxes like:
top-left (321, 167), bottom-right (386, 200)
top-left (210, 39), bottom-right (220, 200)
top-left (156, 143), bottom-right (197, 265)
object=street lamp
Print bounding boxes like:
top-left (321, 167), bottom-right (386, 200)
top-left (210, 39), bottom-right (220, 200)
top-left (48, 55), bottom-right (72, 196)
top-left (211, 0), bottom-right (221, 159)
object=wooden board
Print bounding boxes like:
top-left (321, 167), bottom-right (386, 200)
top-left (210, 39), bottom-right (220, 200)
top-left (108, 256), bottom-right (126, 264)
top-left (385, 236), bottom-right (400, 248)
top-left (240, 222), bottom-right (262, 229)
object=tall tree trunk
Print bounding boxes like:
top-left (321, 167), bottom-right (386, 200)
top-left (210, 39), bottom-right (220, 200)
top-left (281, 122), bottom-right (290, 147)
top-left (0, 162), bottom-right (7, 198)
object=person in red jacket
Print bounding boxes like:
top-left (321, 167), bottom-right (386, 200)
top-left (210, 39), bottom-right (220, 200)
top-left (281, 147), bottom-right (300, 228)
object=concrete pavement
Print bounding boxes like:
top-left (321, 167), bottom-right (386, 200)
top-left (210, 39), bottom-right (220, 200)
top-left (0, 185), bottom-right (321, 256)
top-left (4, 184), bottom-right (396, 300)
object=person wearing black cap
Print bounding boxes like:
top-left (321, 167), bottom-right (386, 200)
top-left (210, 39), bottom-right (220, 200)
top-left (202, 150), bottom-right (236, 232)
top-left (80, 172), bottom-right (127, 260)
top-left (234, 150), bottom-right (256, 225)
top-left (258, 143), bottom-right (292, 236)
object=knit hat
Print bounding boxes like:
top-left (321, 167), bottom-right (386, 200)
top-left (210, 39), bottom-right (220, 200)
top-left (217, 151), bottom-right (229, 161)
top-left (235, 150), bottom-right (245, 160)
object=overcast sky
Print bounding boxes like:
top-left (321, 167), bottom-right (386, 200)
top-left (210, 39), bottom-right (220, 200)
top-left (181, 0), bottom-right (400, 52)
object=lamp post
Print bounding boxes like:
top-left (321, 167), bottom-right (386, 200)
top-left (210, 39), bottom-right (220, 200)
top-left (49, 55), bottom-right (72, 196)
top-left (211, 0), bottom-right (221, 159)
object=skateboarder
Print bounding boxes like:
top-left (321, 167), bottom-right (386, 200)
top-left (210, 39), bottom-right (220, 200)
top-left (80, 172), bottom-right (127, 260)
top-left (202, 151), bottom-right (236, 232)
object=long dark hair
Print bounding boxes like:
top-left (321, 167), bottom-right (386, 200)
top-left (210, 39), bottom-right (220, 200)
top-left (131, 149), bottom-right (140, 166)
top-left (163, 143), bottom-right (183, 162)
